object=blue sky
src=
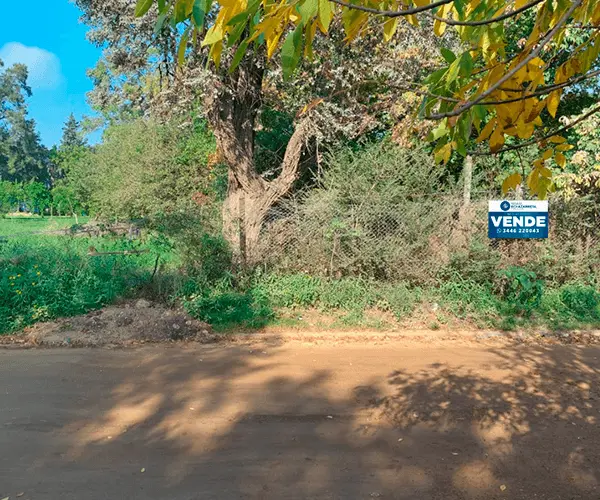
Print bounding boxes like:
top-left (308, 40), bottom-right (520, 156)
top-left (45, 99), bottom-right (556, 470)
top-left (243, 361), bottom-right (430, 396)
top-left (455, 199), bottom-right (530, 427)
top-left (0, 1), bottom-right (102, 146)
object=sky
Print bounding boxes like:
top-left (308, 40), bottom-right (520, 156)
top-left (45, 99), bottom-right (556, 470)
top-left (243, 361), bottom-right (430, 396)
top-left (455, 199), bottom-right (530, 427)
top-left (0, 1), bottom-right (102, 146)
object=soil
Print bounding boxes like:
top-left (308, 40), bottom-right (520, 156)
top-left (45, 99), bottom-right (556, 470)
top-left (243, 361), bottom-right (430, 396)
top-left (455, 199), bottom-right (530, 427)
top-left (2, 342), bottom-right (600, 499)
top-left (2, 302), bottom-right (600, 349)
top-left (1, 300), bottom-right (215, 347)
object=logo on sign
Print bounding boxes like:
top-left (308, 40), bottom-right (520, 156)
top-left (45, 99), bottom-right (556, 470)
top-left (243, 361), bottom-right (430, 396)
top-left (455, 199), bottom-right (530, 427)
top-left (488, 200), bottom-right (548, 239)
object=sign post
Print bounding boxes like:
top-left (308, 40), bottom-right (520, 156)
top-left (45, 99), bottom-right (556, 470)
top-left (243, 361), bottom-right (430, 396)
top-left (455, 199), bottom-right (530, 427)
top-left (488, 200), bottom-right (549, 239)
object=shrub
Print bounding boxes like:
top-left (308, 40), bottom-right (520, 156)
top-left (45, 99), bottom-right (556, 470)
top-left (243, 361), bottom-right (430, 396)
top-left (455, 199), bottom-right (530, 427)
top-left (560, 284), bottom-right (600, 319)
top-left (431, 276), bottom-right (499, 320)
top-left (182, 288), bottom-right (273, 329)
top-left (375, 283), bottom-right (419, 319)
top-left (254, 273), bottom-right (322, 308)
top-left (317, 277), bottom-right (375, 310)
top-left (499, 267), bottom-right (544, 315)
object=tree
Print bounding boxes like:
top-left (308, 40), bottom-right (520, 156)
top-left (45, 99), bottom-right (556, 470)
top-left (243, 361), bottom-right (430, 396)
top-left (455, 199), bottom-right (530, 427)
top-left (78, 0), bottom-right (438, 262)
top-left (51, 184), bottom-right (82, 220)
top-left (64, 118), bottom-right (216, 220)
top-left (0, 181), bottom-right (23, 215)
top-left (60, 114), bottom-right (87, 150)
top-left (136, 0), bottom-right (600, 200)
top-left (23, 182), bottom-right (51, 214)
top-left (0, 59), bottom-right (49, 183)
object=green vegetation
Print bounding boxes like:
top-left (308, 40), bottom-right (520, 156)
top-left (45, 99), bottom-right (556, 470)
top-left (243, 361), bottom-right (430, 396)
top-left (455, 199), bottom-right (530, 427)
top-left (1, 2), bottom-right (599, 338)
top-left (0, 216), bottom-right (89, 236)
top-left (0, 235), bottom-right (155, 333)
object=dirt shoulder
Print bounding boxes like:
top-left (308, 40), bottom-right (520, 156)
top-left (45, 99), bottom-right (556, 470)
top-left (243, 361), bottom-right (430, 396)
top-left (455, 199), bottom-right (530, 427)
top-left (2, 301), bottom-right (600, 349)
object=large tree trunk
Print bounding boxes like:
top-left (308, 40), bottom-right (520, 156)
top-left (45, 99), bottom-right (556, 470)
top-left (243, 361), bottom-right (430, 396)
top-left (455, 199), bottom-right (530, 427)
top-left (208, 55), bottom-right (312, 265)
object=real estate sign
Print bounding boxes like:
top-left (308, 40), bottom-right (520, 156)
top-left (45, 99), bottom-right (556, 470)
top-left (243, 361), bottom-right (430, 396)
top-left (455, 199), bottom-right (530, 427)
top-left (488, 200), bottom-right (549, 239)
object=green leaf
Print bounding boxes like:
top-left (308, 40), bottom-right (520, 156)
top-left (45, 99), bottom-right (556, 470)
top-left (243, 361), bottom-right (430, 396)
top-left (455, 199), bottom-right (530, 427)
top-left (178, 27), bottom-right (191, 65)
top-left (440, 47), bottom-right (456, 63)
top-left (458, 51), bottom-right (473, 77)
top-left (298, 0), bottom-right (318, 21)
top-left (227, 20), bottom-right (248, 47)
top-left (428, 120), bottom-right (449, 141)
top-left (281, 26), bottom-right (303, 80)
top-left (424, 68), bottom-right (447, 85)
top-left (158, 0), bottom-right (166, 12)
top-left (175, 0), bottom-right (193, 23)
top-left (135, 0), bottom-right (154, 17)
top-left (192, 0), bottom-right (207, 28)
top-left (154, 11), bottom-right (169, 35)
top-left (230, 40), bottom-right (249, 72)
top-left (318, 0), bottom-right (332, 30)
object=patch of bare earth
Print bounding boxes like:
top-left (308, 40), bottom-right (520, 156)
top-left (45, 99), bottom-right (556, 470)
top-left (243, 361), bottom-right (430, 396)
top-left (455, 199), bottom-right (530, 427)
top-left (3, 300), bottom-right (216, 347)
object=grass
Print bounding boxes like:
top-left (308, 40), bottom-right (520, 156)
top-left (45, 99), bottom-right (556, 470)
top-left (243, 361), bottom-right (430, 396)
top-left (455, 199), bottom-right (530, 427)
top-left (0, 234), bottom-right (156, 334)
top-left (2, 231), bottom-right (599, 335)
top-left (0, 215), bottom-right (90, 236)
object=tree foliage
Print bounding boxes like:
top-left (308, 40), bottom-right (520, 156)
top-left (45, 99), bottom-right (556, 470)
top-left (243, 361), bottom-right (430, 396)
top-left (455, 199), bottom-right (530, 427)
top-left (136, 0), bottom-right (600, 198)
top-left (64, 118), bottom-right (217, 219)
top-left (0, 59), bottom-right (49, 183)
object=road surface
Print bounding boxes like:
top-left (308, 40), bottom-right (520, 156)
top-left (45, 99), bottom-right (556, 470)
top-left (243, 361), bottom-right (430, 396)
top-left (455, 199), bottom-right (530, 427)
top-left (1, 340), bottom-right (599, 499)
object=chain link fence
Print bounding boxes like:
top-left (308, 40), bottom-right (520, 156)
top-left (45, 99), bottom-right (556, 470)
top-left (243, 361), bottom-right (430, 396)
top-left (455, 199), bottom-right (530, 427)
top-left (256, 191), bottom-right (600, 286)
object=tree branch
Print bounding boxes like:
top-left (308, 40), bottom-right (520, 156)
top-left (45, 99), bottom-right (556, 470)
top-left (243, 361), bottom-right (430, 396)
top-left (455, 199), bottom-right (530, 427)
top-left (426, 0), bottom-right (583, 120)
top-left (431, 0), bottom-right (543, 27)
top-left (482, 68), bottom-right (600, 105)
top-left (470, 103), bottom-right (600, 155)
top-left (268, 118), bottom-right (314, 199)
top-left (327, 0), bottom-right (453, 18)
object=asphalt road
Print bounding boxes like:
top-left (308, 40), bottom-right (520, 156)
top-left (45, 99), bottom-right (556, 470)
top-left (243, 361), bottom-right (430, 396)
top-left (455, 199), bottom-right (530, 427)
top-left (1, 341), bottom-right (600, 499)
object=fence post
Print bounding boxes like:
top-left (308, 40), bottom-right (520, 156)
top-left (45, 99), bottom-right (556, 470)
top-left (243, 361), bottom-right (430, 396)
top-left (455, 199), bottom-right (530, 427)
top-left (463, 155), bottom-right (473, 209)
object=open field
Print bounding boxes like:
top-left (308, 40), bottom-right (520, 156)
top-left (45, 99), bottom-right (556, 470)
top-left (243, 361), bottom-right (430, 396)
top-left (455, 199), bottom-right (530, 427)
top-left (0, 215), bottom-right (90, 237)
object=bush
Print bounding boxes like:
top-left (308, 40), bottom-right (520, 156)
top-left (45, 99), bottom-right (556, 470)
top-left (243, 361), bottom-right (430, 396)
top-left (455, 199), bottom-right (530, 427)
top-left (560, 284), bottom-right (600, 319)
top-left (499, 267), bottom-right (544, 315)
top-left (254, 273), bottom-right (322, 308)
top-left (182, 287), bottom-right (273, 329)
top-left (375, 283), bottom-right (419, 319)
top-left (431, 276), bottom-right (499, 320)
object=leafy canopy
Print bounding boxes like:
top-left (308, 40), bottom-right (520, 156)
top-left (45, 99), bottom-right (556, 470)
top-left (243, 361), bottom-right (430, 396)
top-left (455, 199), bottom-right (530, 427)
top-left (137, 0), bottom-right (600, 198)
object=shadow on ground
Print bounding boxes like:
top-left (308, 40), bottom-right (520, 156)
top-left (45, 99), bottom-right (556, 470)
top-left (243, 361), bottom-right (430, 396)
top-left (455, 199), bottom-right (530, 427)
top-left (1, 342), bottom-right (599, 499)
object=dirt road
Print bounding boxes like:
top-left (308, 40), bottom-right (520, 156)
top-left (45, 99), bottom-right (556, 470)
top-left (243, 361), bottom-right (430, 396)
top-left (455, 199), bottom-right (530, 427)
top-left (1, 339), bottom-right (600, 499)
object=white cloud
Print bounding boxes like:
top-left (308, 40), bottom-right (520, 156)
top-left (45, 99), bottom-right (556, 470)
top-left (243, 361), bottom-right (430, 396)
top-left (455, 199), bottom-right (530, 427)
top-left (0, 42), bottom-right (63, 90)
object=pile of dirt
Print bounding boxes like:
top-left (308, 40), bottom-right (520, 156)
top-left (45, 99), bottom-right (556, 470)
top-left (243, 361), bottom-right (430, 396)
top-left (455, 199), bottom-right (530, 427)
top-left (11, 300), bottom-right (216, 347)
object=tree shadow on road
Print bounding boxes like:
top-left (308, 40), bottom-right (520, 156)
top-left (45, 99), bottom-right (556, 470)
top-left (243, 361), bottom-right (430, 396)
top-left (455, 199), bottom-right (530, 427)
top-left (7, 343), bottom-right (600, 499)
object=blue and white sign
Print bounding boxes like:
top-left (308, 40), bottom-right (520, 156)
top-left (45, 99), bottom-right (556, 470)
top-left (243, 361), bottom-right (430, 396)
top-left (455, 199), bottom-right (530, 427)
top-left (488, 200), bottom-right (548, 239)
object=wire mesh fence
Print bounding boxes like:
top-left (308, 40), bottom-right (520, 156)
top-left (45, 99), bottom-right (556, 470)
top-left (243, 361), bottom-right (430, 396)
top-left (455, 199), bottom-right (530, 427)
top-left (257, 191), bottom-right (600, 285)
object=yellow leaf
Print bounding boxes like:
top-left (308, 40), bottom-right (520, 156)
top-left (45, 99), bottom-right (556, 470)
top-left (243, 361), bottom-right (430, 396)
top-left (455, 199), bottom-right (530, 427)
top-left (527, 168), bottom-right (540, 193)
top-left (546, 90), bottom-right (561, 118)
top-left (540, 166), bottom-right (552, 178)
top-left (383, 18), bottom-right (398, 42)
top-left (489, 124), bottom-right (505, 153)
top-left (406, 14), bottom-right (419, 26)
top-left (542, 148), bottom-right (554, 160)
top-left (549, 135), bottom-right (566, 143)
top-left (202, 23), bottom-right (224, 46)
top-left (555, 152), bottom-right (567, 168)
top-left (433, 18), bottom-right (446, 36)
top-left (476, 118), bottom-right (496, 143)
top-left (502, 172), bottom-right (522, 194)
top-left (556, 144), bottom-right (574, 151)
top-left (434, 143), bottom-right (452, 164)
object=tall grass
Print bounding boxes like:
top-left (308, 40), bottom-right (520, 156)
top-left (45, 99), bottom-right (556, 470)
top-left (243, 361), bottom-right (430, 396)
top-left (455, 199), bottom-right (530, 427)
top-left (0, 235), bottom-right (155, 333)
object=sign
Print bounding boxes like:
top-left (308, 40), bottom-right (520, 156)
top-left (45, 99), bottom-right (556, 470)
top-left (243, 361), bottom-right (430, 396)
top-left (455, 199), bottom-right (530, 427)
top-left (488, 200), bottom-right (548, 239)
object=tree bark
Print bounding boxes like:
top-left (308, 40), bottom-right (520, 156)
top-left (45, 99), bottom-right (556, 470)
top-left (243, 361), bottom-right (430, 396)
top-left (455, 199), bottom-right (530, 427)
top-left (207, 54), bottom-right (312, 265)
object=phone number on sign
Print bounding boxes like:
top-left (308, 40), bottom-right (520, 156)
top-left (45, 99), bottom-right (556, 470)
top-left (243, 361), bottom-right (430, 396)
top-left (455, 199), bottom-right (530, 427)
top-left (496, 228), bottom-right (541, 234)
